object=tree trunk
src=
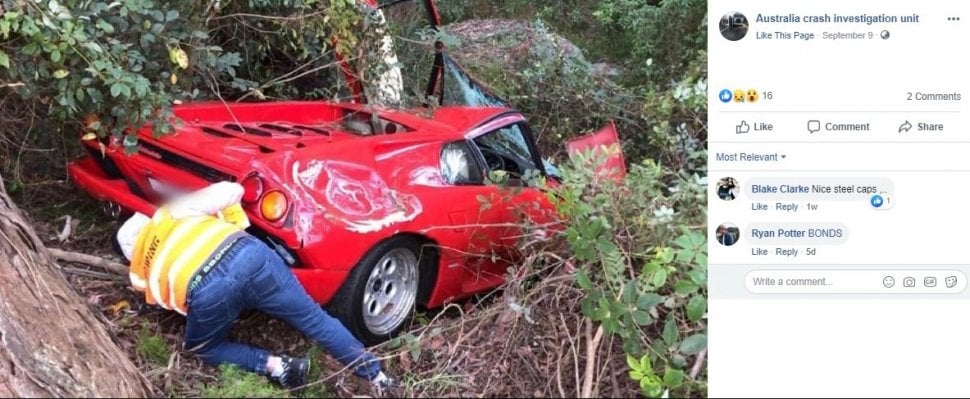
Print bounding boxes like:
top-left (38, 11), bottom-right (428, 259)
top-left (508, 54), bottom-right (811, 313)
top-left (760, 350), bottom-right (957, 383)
top-left (0, 173), bottom-right (152, 397)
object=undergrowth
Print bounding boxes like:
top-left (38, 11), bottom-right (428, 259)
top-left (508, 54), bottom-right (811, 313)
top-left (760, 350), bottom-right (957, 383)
top-left (136, 322), bottom-right (170, 366)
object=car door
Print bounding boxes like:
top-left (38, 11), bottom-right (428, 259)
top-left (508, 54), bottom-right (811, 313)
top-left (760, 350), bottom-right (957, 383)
top-left (437, 140), bottom-right (515, 292)
top-left (466, 121), bottom-right (558, 270)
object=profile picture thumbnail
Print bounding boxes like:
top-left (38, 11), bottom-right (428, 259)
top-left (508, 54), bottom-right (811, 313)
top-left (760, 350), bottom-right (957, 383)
top-left (717, 177), bottom-right (740, 201)
top-left (716, 223), bottom-right (741, 247)
top-left (719, 12), bottom-right (749, 41)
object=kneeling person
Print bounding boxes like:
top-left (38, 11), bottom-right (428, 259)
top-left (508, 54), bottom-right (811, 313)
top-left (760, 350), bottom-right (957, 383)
top-left (115, 181), bottom-right (395, 393)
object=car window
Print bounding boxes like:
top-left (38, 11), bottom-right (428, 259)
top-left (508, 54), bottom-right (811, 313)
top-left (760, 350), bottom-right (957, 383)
top-left (440, 141), bottom-right (483, 184)
top-left (473, 123), bottom-right (540, 179)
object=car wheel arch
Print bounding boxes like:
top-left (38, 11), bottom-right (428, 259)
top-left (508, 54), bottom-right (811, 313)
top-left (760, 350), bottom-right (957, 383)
top-left (384, 232), bottom-right (440, 307)
top-left (328, 232), bottom-right (442, 344)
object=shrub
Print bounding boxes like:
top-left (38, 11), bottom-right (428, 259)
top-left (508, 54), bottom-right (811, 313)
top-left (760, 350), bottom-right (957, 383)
top-left (547, 151), bottom-right (707, 397)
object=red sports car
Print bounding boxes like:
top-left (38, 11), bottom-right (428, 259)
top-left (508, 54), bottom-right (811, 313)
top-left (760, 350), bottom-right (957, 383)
top-left (68, 0), bottom-right (624, 344)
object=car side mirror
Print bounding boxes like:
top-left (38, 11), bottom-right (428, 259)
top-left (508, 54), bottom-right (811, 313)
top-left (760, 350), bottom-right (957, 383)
top-left (441, 142), bottom-right (483, 185)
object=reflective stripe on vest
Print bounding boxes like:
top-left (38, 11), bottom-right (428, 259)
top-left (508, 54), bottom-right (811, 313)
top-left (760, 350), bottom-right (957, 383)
top-left (130, 207), bottom-right (241, 315)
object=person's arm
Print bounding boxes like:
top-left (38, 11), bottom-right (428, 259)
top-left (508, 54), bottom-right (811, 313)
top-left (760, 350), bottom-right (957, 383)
top-left (167, 181), bottom-right (246, 221)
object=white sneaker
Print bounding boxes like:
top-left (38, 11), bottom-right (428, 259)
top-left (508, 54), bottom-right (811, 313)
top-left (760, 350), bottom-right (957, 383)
top-left (371, 371), bottom-right (396, 395)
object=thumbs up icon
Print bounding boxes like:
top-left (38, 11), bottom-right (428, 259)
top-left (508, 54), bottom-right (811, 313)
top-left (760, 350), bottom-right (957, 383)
top-left (736, 121), bottom-right (750, 134)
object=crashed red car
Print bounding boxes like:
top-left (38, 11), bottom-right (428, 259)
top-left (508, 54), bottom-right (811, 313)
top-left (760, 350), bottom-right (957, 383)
top-left (67, 0), bottom-right (624, 344)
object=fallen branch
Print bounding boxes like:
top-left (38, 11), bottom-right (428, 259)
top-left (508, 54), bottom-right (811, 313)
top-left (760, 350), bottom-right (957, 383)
top-left (689, 349), bottom-right (707, 380)
top-left (49, 248), bottom-right (127, 277)
top-left (580, 322), bottom-right (604, 398)
top-left (55, 215), bottom-right (73, 242)
top-left (60, 266), bottom-right (119, 281)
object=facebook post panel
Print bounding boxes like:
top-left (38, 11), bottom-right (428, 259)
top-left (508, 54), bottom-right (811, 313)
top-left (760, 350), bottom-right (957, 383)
top-left (709, 0), bottom-right (968, 396)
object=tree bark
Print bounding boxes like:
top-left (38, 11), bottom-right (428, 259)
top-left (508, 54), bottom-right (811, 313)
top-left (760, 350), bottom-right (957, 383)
top-left (0, 172), bottom-right (152, 397)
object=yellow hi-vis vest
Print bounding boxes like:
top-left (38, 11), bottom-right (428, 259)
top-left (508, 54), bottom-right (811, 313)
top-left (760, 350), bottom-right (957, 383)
top-left (128, 206), bottom-right (246, 315)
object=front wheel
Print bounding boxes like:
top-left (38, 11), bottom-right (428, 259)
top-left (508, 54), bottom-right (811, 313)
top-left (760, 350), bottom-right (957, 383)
top-left (329, 236), bottom-right (426, 345)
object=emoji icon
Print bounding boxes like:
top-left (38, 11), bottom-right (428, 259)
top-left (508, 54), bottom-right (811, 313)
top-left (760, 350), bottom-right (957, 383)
top-left (882, 276), bottom-right (895, 288)
top-left (946, 276), bottom-right (958, 288)
top-left (903, 277), bottom-right (915, 287)
top-left (733, 89), bottom-right (745, 103)
top-left (746, 89), bottom-right (759, 103)
top-left (719, 89), bottom-right (732, 103)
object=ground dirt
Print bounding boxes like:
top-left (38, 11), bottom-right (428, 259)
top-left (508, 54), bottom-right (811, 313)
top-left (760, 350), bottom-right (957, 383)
top-left (16, 178), bottom-right (638, 398)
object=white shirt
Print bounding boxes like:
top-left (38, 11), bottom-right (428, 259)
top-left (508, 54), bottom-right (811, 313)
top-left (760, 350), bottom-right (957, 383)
top-left (116, 181), bottom-right (245, 261)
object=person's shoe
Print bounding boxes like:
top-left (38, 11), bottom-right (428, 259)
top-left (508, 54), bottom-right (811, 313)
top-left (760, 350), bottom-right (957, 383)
top-left (370, 372), bottom-right (396, 396)
top-left (272, 356), bottom-right (309, 393)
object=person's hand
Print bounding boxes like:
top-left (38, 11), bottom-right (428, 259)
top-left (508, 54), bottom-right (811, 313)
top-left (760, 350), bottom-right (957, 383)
top-left (219, 203), bottom-right (250, 229)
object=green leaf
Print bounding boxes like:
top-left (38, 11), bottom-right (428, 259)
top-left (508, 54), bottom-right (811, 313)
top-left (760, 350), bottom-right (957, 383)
top-left (662, 317), bottom-right (679, 346)
top-left (96, 18), bottom-right (115, 34)
top-left (0, 52), bottom-right (8, 69)
top-left (576, 269), bottom-right (592, 290)
top-left (674, 280), bottom-right (698, 296)
top-left (686, 295), bottom-right (706, 321)
top-left (641, 375), bottom-right (664, 398)
top-left (652, 269), bottom-right (668, 287)
top-left (50, 49), bottom-right (62, 63)
top-left (632, 309), bottom-right (652, 326)
top-left (622, 280), bottom-right (636, 303)
top-left (642, 260), bottom-right (660, 276)
top-left (674, 234), bottom-right (692, 250)
top-left (22, 43), bottom-right (38, 55)
top-left (626, 354), bottom-right (641, 372)
top-left (52, 69), bottom-right (69, 79)
top-left (637, 293), bottom-right (663, 310)
top-left (622, 339), bottom-right (643, 357)
top-left (688, 269), bottom-right (706, 286)
top-left (663, 368), bottom-right (685, 388)
top-left (630, 370), bottom-right (645, 381)
top-left (110, 83), bottom-right (122, 97)
top-left (679, 333), bottom-right (707, 355)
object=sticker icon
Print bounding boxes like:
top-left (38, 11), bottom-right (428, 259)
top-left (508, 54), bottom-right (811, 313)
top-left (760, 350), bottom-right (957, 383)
top-left (946, 276), bottom-right (958, 288)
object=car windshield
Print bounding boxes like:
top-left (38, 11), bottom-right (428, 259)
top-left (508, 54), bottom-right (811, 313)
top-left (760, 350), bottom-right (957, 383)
top-left (378, 1), bottom-right (510, 109)
top-left (474, 123), bottom-right (538, 175)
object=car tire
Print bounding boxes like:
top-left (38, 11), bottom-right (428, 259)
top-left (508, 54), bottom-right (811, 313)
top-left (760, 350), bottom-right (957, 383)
top-left (329, 236), bottom-right (431, 345)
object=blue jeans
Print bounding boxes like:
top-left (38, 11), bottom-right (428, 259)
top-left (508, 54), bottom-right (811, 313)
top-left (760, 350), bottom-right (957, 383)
top-left (184, 236), bottom-right (382, 380)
